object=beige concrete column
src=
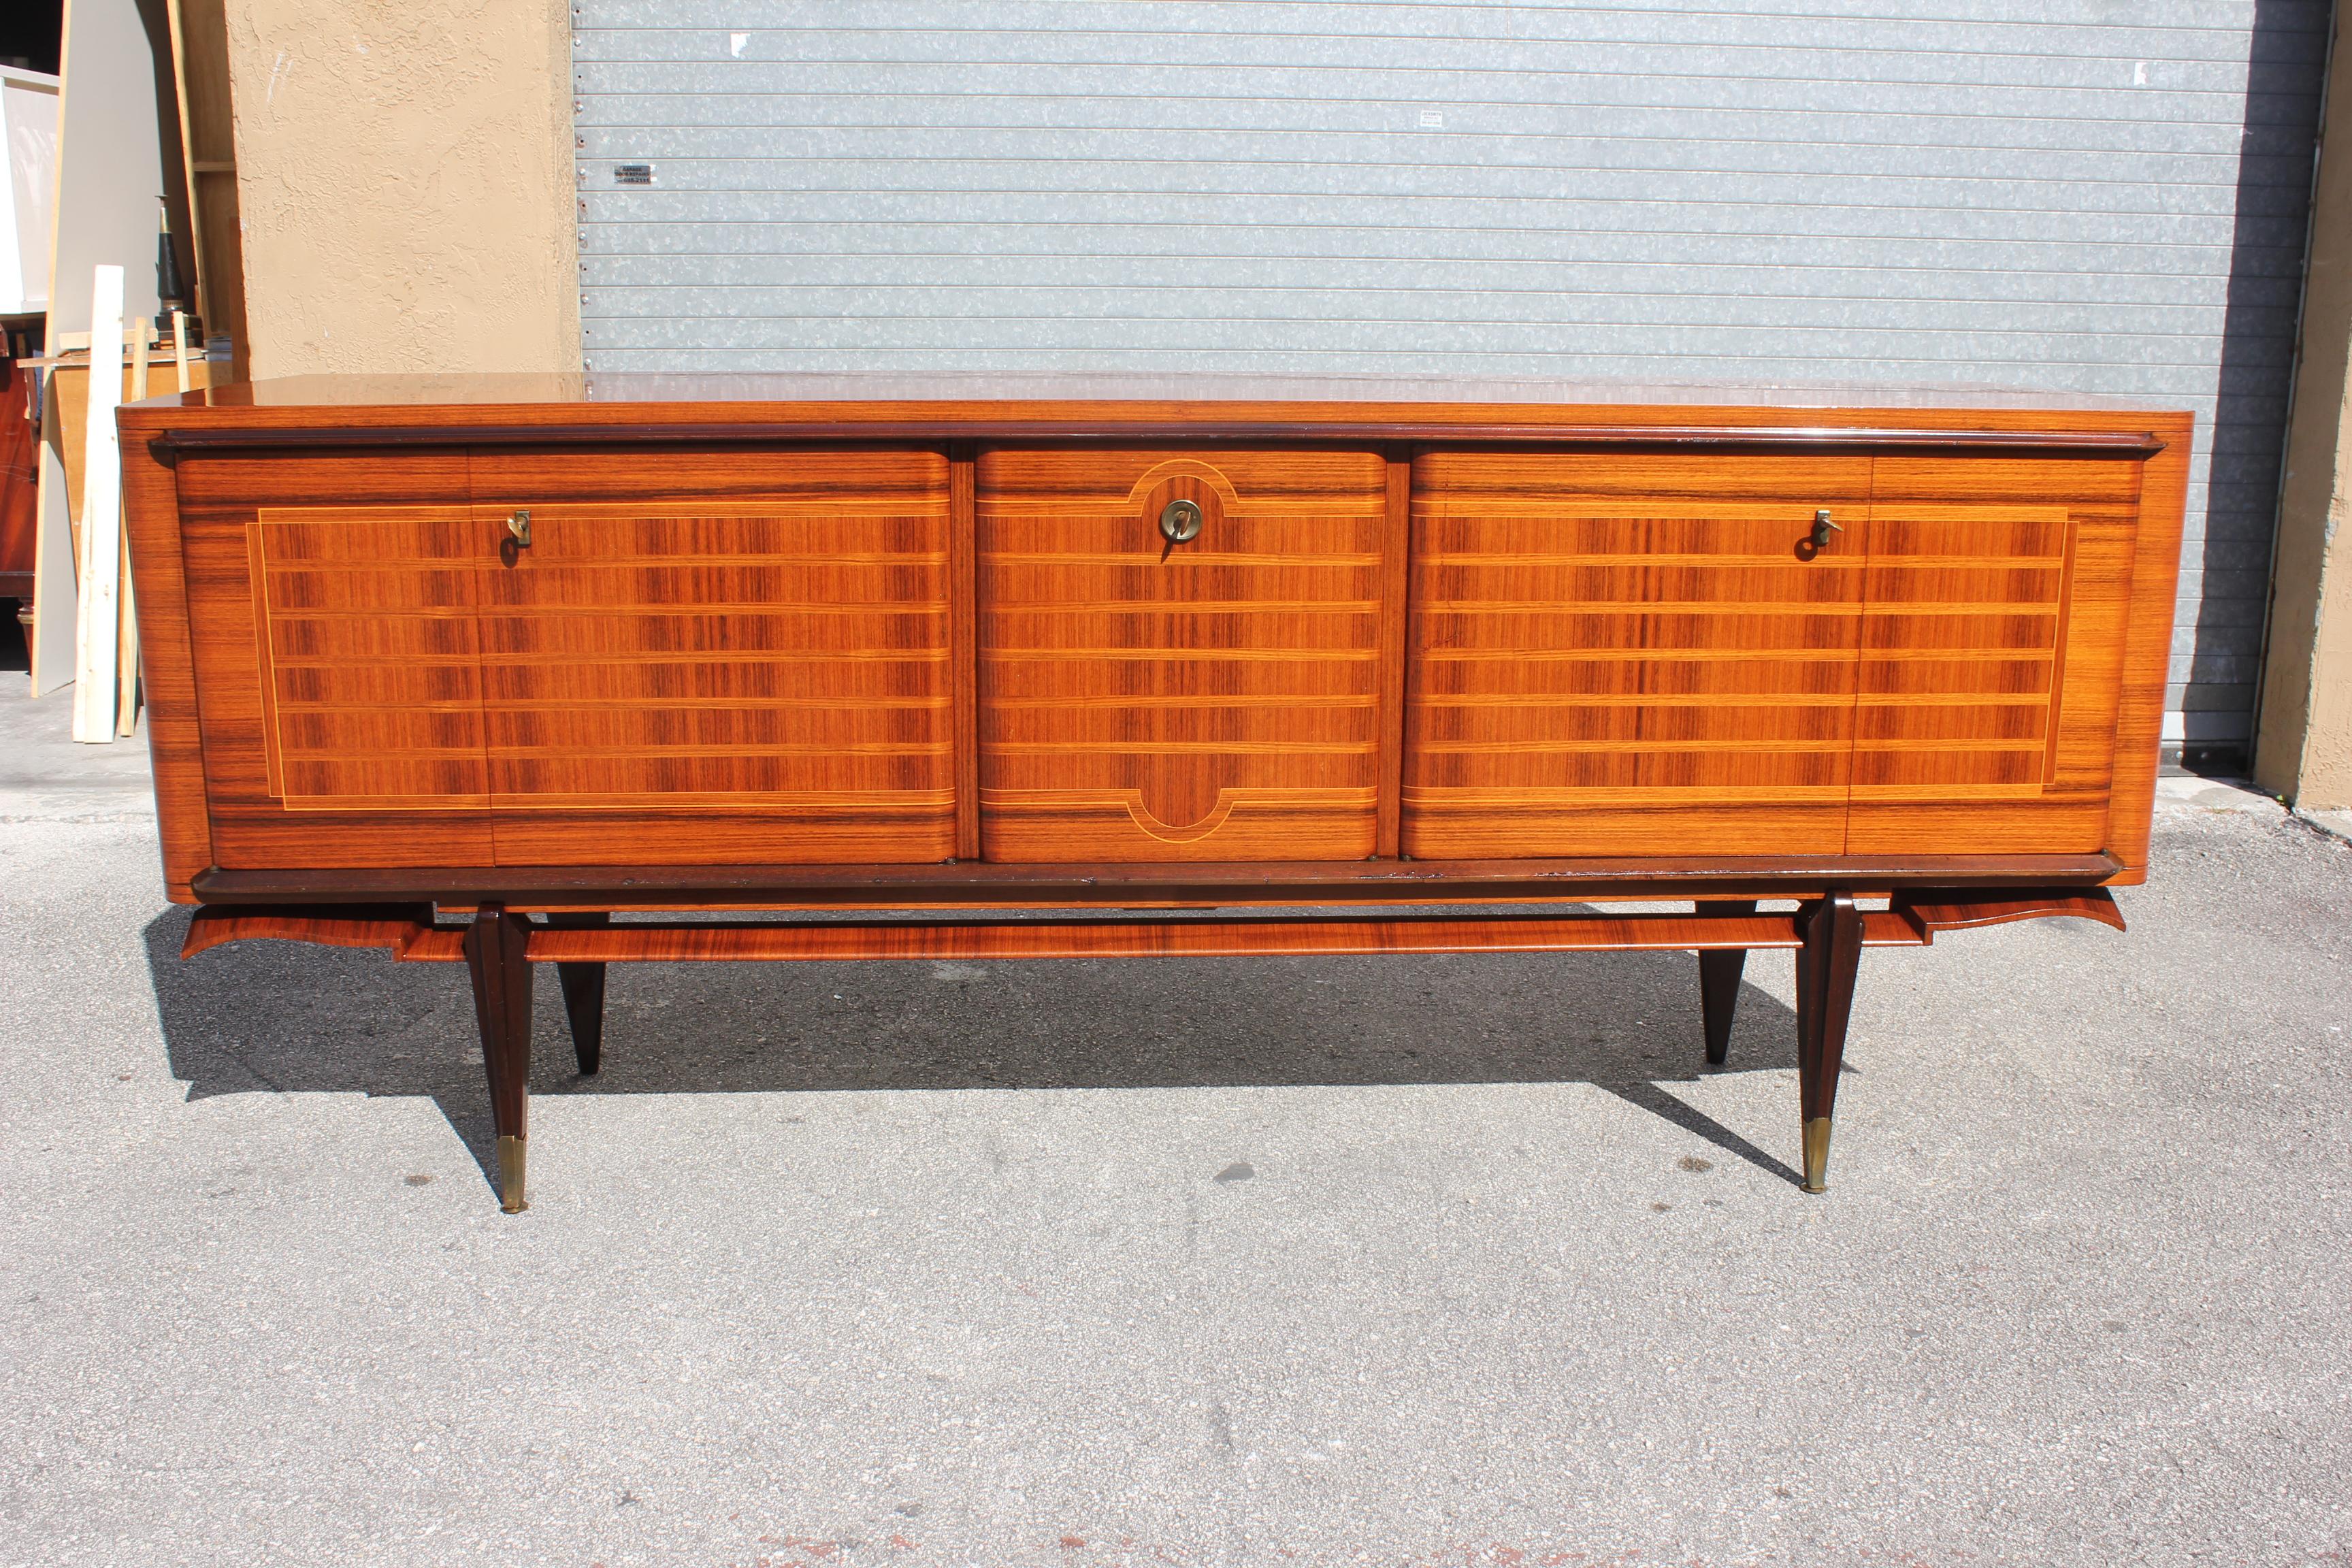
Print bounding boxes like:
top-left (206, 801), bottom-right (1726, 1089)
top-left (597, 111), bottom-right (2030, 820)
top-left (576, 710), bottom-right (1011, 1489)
top-left (220, 0), bottom-right (579, 378)
top-left (2259, 23), bottom-right (2352, 810)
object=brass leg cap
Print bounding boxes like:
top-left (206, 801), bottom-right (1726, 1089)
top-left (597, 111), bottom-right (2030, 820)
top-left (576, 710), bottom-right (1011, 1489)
top-left (1801, 1116), bottom-right (1832, 1194)
top-left (497, 1134), bottom-right (528, 1213)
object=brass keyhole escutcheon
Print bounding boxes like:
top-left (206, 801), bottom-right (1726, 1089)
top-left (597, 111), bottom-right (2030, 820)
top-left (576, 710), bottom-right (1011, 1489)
top-left (1159, 498), bottom-right (1203, 544)
top-left (506, 509), bottom-right (532, 548)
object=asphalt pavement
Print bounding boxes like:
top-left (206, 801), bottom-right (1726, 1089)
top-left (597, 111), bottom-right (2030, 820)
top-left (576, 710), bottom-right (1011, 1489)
top-left (2, 676), bottom-right (2348, 1567)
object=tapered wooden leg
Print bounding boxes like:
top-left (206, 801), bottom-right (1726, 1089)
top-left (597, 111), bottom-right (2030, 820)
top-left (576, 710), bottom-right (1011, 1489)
top-left (548, 912), bottom-right (611, 1076)
top-left (464, 904), bottom-right (534, 1213)
top-left (1793, 890), bottom-right (1864, 1194)
top-left (1695, 899), bottom-right (1758, 1066)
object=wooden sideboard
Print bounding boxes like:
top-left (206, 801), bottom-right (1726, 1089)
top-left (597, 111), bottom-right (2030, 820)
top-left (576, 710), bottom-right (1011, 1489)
top-left (118, 376), bottom-right (2191, 1210)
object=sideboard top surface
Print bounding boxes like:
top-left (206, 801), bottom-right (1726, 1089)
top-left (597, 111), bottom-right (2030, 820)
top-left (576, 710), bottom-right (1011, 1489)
top-left (124, 372), bottom-right (2186, 437)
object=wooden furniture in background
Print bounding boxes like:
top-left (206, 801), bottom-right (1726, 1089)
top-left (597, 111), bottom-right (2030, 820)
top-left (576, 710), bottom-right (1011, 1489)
top-left (118, 378), bottom-right (2191, 1211)
top-left (51, 346), bottom-right (212, 531)
top-left (0, 350), bottom-right (36, 598)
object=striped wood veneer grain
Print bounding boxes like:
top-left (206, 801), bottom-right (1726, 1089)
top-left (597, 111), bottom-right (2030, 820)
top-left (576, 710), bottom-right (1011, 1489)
top-left (177, 452), bottom-right (496, 870)
top-left (1846, 455), bottom-right (2138, 854)
top-left (470, 449), bottom-right (957, 865)
top-left (248, 506), bottom-right (491, 810)
top-left (146, 404), bottom-right (2179, 889)
top-left (1402, 453), bottom-right (1873, 857)
top-left (191, 450), bottom-right (958, 870)
top-left (977, 448), bottom-right (1390, 861)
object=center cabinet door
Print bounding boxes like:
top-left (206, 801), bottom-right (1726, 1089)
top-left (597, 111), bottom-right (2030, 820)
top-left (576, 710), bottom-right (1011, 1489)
top-left (468, 448), bottom-right (958, 865)
top-left (1403, 451), bottom-right (1872, 858)
top-left (977, 448), bottom-right (1390, 861)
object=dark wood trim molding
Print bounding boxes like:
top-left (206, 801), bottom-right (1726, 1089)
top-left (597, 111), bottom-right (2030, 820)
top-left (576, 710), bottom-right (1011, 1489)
top-left (150, 423), bottom-right (2167, 461)
top-left (187, 852), bottom-right (2124, 910)
top-left (178, 891), bottom-right (2126, 971)
top-left (184, 901), bottom-right (1957, 967)
top-left (1892, 886), bottom-right (2125, 940)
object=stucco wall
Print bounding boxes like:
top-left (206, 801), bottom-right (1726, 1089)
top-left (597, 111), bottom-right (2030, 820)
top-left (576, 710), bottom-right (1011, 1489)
top-left (2305, 555), bottom-right (2352, 804)
top-left (2257, 20), bottom-right (2352, 810)
top-left (223, 0), bottom-right (577, 377)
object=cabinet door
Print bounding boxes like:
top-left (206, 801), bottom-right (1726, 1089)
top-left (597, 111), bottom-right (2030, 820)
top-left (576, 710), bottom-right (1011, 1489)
top-left (1404, 453), bottom-right (1870, 858)
top-left (979, 448), bottom-right (1386, 862)
top-left (470, 448), bottom-right (956, 866)
top-left (178, 451), bottom-right (493, 870)
top-left (1846, 455), bottom-right (2138, 855)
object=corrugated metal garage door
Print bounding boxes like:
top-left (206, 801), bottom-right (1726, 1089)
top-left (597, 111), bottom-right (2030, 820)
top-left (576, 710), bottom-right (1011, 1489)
top-left (569, 1), bottom-right (2328, 765)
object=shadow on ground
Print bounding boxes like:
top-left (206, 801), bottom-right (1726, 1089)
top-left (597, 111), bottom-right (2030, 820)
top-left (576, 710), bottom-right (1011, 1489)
top-left (142, 906), bottom-right (1811, 1197)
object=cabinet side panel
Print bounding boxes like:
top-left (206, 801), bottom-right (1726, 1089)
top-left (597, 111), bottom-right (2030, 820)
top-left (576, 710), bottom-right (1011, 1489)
top-left (1403, 451), bottom-right (1870, 858)
top-left (120, 416), bottom-right (212, 900)
top-left (2104, 415), bottom-right (2192, 885)
top-left (174, 453), bottom-right (497, 869)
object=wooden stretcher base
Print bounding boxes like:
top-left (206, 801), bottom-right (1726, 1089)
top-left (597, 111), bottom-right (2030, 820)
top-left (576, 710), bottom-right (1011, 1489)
top-left (179, 887), bottom-right (2125, 1212)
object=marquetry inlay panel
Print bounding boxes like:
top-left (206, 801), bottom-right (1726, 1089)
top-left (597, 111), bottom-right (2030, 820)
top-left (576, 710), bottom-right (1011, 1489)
top-left (1844, 455), bottom-right (2140, 854)
top-left (977, 448), bottom-right (1388, 861)
top-left (223, 451), bottom-right (959, 866)
top-left (1403, 452), bottom-right (1874, 857)
top-left (1852, 507), bottom-right (2073, 796)
top-left (248, 506), bottom-right (491, 809)
top-left (472, 449), bottom-right (958, 864)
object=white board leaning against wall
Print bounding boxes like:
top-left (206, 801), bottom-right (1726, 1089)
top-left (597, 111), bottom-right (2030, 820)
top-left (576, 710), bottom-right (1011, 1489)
top-left (28, 0), bottom-right (186, 709)
top-left (0, 66), bottom-right (59, 315)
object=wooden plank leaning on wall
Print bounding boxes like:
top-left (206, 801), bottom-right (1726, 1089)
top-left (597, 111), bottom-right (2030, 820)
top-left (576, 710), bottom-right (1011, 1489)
top-left (69, 266), bottom-right (124, 742)
top-left (165, 0), bottom-right (247, 381)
